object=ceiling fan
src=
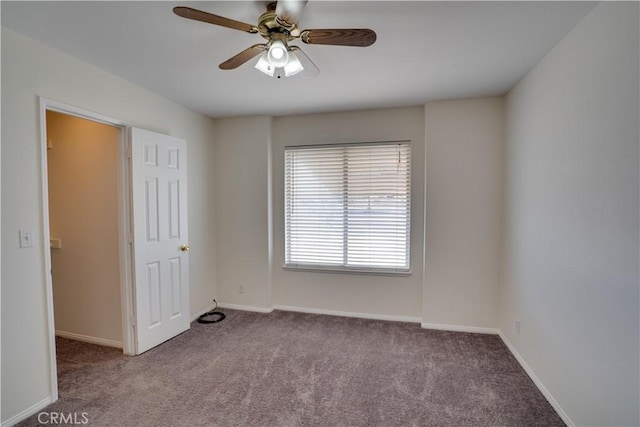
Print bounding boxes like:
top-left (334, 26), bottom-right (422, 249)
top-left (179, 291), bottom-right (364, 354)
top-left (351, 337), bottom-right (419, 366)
top-left (173, 1), bottom-right (377, 78)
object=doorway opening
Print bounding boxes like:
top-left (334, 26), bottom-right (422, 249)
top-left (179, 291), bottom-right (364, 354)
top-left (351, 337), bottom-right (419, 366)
top-left (46, 110), bottom-right (124, 348)
top-left (39, 98), bottom-right (135, 402)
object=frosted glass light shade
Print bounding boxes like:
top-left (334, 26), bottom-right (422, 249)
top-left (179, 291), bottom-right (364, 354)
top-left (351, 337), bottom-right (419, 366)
top-left (255, 52), bottom-right (275, 76)
top-left (284, 51), bottom-right (304, 77)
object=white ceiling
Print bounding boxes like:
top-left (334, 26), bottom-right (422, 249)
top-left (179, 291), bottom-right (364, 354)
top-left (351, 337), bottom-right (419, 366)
top-left (2, 1), bottom-right (595, 118)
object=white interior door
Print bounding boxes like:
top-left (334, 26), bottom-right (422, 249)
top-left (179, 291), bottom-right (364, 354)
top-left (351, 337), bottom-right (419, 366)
top-left (130, 127), bottom-right (189, 354)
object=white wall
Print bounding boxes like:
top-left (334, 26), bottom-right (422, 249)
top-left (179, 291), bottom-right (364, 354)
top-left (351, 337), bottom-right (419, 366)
top-left (213, 103), bottom-right (505, 327)
top-left (424, 98), bottom-right (504, 329)
top-left (272, 108), bottom-right (425, 319)
top-left (500, 3), bottom-right (639, 426)
top-left (214, 116), bottom-right (272, 309)
top-left (47, 111), bottom-right (122, 344)
top-left (1, 28), bottom-right (217, 424)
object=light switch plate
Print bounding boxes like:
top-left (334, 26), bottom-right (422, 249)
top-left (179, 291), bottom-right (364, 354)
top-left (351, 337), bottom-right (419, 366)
top-left (19, 230), bottom-right (34, 248)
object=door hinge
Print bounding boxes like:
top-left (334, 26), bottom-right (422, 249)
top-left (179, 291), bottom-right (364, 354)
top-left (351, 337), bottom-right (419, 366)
top-left (128, 233), bottom-right (134, 244)
top-left (126, 142), bottom-right (132, 159)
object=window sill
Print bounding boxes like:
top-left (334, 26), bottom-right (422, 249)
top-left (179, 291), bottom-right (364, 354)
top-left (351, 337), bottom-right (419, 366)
top-left (282, 264), bottom-right (412, 277)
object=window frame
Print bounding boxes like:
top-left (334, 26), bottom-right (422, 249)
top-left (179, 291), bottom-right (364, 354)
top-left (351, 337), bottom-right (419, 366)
top-left (283, 141), bottom-right (412, 275)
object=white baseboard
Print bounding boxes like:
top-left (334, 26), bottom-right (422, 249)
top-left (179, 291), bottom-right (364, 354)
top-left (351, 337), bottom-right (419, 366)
top-left (216, 302), bottom-right (274, 313)
top-left (214, 302), bottom-right (421, 323)
top-left (55, 330), bottom-right (123, 349)
top-left (420, 322), bottom-right (499, 335)
top-left (274, 304), bottom-right (422, 323)
top-left (498, 332), bottom-right (574, 427)
top-left (1, 396), bottom-right (54, 427)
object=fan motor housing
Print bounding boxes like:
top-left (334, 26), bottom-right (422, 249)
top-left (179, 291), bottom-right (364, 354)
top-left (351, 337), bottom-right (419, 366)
top-left (258, 2), bottom-right (300, 40)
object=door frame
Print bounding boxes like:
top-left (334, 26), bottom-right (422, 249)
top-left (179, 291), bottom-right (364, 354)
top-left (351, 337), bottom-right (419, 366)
top-left (39, 97), bottom-right (136, 399)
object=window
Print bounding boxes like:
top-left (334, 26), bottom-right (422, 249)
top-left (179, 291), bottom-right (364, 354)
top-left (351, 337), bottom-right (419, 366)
top-left (284, 142), bottom-right (411, 273)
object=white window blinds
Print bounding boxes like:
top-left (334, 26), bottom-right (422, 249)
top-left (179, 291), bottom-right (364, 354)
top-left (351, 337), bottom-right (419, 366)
top-left (284, 142), bottom-right (411, 273)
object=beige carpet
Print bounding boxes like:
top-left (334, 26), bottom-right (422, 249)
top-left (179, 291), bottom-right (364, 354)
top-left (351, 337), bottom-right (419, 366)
top-left (18, 309), bottom-right (564, 426)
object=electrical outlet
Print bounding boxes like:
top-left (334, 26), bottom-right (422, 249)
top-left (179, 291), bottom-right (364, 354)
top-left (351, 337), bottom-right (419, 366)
top-left (19, 230), bottom-right (34, 248)
top-left (515, 319), bottom-right (521, 335)
top-left (238, 284), bottom-right (245, 294)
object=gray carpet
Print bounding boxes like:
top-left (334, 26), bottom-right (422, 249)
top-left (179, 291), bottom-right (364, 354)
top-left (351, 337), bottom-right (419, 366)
top-left (18, 310), bottom-right (564, 426)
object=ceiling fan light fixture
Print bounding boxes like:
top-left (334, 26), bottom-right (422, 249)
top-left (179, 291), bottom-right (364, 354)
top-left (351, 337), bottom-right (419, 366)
top-left (174, 3), bottom-right (378, 77)
top-left (255, 52), bottom-right (275, 76)
top-left (267, 39), bottom-right (289, 68)
top-left (284, 51), bottom-right (304, 77)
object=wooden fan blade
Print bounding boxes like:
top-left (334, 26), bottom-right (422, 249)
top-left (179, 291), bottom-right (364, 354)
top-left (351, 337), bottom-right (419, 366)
top-left (300, 29), bottom-right (376, 47)
top-left (275, 0), bottom-right (308, 26)
top-left (219, 44), bottom-right (266, 70)
top-left (173, 6), bottom-right (258, 34)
